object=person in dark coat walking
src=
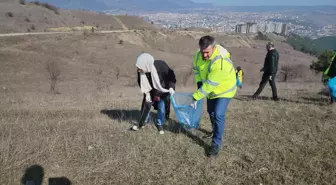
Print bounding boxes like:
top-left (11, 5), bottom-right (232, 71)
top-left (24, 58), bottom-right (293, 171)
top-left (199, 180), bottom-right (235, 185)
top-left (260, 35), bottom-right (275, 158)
top-left (132, 53), bottom-right (176, 134)
top-left (252, 42), bottom-right (279, 101)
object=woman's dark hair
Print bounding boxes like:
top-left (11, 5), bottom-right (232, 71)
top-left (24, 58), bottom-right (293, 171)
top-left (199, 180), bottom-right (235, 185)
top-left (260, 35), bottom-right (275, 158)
top-left (199, 35), bottom-right (215, 50)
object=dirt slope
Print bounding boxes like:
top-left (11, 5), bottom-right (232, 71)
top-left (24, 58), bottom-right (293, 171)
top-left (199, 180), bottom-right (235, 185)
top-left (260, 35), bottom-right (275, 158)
top-left (0, 30), bottom-right (318, 99)
top-left (0, 31), bottom-right (334, 185)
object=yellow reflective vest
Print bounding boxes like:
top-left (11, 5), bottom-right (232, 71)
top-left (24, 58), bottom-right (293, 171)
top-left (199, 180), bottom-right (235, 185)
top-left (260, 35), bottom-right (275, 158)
top-left (323, 53), bottom-right (336, 81)
top-left (192, 45), bottom-right (237, 100)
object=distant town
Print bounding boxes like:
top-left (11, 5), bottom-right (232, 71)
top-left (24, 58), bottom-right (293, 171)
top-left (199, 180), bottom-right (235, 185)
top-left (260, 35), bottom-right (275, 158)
top-left (234, 22), bottom-right (288, 36)
top-left (104, 9), bottom-right (336, 39)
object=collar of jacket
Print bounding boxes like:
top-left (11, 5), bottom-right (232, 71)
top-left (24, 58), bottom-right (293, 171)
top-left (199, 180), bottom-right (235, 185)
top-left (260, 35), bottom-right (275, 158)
top-left (207, 46), bottom-right (220, 62)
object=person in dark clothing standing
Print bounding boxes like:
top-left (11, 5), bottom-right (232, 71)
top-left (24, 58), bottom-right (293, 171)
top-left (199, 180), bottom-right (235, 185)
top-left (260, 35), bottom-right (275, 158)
top-left (252, 42), bottom-right (279, 101)
top-left (132, 53), bottom-right (176, 134)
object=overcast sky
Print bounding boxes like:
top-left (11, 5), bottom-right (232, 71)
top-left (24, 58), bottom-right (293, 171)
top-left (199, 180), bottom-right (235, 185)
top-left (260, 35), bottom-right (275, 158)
top-left (192, 0), bottom-right (336, 6)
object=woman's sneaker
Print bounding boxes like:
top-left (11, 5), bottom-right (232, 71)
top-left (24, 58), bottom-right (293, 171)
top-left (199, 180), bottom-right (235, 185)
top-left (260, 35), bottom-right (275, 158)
top-left (158, 125), bottom-right (164, 134)
top-left (131, 125), bottom-right (145, 131)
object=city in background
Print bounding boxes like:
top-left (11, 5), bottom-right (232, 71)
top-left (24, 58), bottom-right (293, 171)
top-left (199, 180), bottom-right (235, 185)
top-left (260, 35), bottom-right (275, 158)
top-left (234, 22), bottom-right (288, 36)
top-left (109, 9), bottom-right (336, 39)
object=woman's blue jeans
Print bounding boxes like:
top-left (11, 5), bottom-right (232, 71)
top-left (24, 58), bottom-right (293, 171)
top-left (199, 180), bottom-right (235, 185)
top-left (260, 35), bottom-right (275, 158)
top-left (145, 99), bottom-right (166, 126)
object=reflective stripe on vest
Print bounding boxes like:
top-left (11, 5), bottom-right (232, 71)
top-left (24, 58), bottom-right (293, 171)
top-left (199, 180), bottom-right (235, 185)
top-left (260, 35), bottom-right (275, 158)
top-left (206, 79), bottom-right (219, 86)
top-left (208, 55), bottom-right (234, 74)
top-left (209, 84), bottom-right (237, 98)
top-left (199, 86), bottom-right (208, 96)
top-left (201, 79), bottom-right (220, 86)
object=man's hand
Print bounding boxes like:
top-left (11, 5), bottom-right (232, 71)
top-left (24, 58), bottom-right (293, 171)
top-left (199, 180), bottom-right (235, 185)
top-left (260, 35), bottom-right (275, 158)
top-left (145, 93), bottom-right (152, 103)
top-left (153, 96), bottom-right (160, 102)
top-left (190, 97), bottom-right (197, 109)
top-left (190, 101), bottom-right (197, 109)
top-left (269, 76), bottom-right (273, 80)
top-left (168, 88), bottom-right (175, 95)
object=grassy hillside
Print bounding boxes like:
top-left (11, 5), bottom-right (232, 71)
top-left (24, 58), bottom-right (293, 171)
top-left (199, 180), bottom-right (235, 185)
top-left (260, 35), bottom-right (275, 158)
top-left (0, 2), bottom-right (334, 184)
top-left (314, 36), bottom-right (336, 52)
top-left (0, 32), bottom-right (334, 185)
top-left (0, 1), bottom-right (157, 33)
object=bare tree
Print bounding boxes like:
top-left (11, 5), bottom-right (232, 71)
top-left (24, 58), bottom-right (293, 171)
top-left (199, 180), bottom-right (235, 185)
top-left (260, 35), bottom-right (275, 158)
top-left (46, 61), bottom-right (61, 94)
top-left (280, 64), bottom-right (306, 82)
top-left (115, 66), bottom-right (120, 79)
top-left (281, 64), bottom-right (290, 82)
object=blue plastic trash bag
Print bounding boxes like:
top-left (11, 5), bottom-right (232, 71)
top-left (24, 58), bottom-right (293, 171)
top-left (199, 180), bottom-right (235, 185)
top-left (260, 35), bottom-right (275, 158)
top-left (170, 92), bottom-right (204, 129)
top-left (327, 76), bottom-right (336, 98)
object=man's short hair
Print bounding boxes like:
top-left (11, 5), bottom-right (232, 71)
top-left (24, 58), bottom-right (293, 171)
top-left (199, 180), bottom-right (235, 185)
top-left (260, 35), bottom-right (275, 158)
top-left (199, 35), bottom-right (215, 50)
top-left (267, 42), bottom-right (274, 48)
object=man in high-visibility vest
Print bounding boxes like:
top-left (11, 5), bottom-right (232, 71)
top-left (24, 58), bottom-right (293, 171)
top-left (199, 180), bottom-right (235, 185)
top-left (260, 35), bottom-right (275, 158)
top-left (192, 35), bottom-right (237, 157)
top-left (323, 51), bottom-right (336, 103)
top-left (322, 52), bottom-right (336, 83)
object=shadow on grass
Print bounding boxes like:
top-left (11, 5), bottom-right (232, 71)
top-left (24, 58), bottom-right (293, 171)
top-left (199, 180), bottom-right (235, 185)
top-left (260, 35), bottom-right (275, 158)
top-left (300, 97), bottom-right (330, 103)
top-left (100, 109), bottom-right (209, 154)
top-left (317, 87), bottom-right (330, 97)
top-left (235, 95), bottom-right (328, 106)
top-left (21, 164), bottom-right (72, 185)
top-left (100, 109), bottom-right (145, 124)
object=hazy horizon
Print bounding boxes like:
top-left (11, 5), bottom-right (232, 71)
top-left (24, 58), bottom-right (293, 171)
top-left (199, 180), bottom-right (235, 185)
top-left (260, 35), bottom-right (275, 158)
top-left (192, 0), bottom-right (336, 6)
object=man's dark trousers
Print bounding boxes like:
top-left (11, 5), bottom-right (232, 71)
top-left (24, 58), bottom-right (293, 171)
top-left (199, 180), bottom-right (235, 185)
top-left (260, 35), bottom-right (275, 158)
top-left (253, 73), bottom-right (278, 99)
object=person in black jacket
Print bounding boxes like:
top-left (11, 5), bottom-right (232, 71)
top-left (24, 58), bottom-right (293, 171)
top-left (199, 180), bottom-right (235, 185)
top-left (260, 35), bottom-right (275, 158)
top-left (131, 53), bottom-right (176, 134)
top-left (252, 42), bottom-right (279, 101)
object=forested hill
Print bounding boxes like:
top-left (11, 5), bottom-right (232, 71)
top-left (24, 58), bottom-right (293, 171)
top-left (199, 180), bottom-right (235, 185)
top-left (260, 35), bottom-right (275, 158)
top-left (287, 34), bottom-right (336, 55)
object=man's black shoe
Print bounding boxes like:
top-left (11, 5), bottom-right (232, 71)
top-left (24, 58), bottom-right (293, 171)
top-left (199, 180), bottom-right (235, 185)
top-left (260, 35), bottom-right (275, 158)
top-left (272, 97), bottom-right (279, 101)
top-left (207, 144), bottom-right (219, 157)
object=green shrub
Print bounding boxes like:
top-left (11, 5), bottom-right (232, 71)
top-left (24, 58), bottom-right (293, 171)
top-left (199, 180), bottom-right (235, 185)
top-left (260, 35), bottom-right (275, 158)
top-left (310, 50), bottom-right (335, 72)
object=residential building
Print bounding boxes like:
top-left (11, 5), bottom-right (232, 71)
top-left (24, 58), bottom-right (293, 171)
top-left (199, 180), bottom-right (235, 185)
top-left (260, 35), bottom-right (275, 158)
top-left (281, 23), bottom-right (288, 36)
top-left (275, 23), bottom-right (282, 34)
top-left (250, 23), bottom-right (258, 33)
top-left (235, 22), bottom-right (258, 33)
top-left (264, 23), bottom-right (276, 33)
top-left (241, 24), bottom-right (247, 33)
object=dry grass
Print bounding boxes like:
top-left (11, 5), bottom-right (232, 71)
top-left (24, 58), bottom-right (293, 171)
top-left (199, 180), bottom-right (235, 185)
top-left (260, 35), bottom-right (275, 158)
top-left (0, 91), bottom-right (335, 185)
top-left (0, 32), bottom-right (335, 185)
